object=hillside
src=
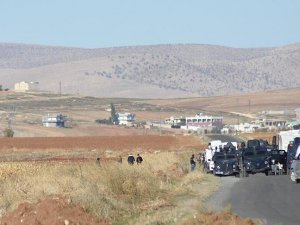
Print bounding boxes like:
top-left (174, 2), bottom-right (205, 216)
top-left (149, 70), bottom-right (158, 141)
top-left (0, 43), bottom-right (300, 98)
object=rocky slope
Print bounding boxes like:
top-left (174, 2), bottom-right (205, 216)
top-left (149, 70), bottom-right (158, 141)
top-left (1, 43), bottom-right (299, 98)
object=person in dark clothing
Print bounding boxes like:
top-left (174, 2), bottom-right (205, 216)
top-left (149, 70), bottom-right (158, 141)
top-left (190, 154), bottom-right (196, 171)
top-left (136, 154), bottom-right (143, 164)
top-left (127, 153), bottom-right (135, 165)
top-left (96, 157), bottom-right (101, 166)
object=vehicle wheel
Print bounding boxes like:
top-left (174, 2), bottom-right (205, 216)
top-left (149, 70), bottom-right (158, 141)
top-left (235, 172), bottom-right (240, 178)
top-left (245, 172), bottom-right (249, 177)
top-left (297, 179), bottom-right (300, 184)
top-left (265, 170), bottom-right (272, 176)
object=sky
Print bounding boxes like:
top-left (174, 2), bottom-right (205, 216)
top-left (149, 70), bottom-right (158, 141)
top-left (0, 0), bottom-right (299, 49)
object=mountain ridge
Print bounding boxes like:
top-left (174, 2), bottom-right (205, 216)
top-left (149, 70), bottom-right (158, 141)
top-left (0, 42), bottom-right (299, 98)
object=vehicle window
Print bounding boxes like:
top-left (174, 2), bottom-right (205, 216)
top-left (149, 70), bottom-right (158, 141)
top-left (248, 140), bottom-right (259, 148)
top-left (294, 137), bottom-right (300, 146)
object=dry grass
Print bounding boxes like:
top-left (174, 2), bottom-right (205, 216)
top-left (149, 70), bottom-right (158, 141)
top-left (0, 150), bottom-right (258, 225)
top-left (0, 151), bottom-right (218, 224)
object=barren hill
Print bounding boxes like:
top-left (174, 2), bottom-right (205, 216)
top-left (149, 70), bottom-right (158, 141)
top-left (1, 43), bottom-right (300, 98)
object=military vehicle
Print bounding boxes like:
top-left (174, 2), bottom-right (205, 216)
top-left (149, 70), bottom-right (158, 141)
top-left (243, 148), bottom-right (271, 176)
top-left (247, 139), bottom-right (276, 152)
top-left (290, 160), bottom-right (300, 183)
top-left (212, 152), bottom-right (240, 176)
top-left (287, 137), bottom-right (300, 173)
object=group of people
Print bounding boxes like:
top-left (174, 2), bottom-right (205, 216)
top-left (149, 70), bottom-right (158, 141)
top-left (127, 153), bottom-right (143, 165)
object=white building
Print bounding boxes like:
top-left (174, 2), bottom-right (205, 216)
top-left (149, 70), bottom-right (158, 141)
top-left (165, 116), bottom-right (186, 126)
top-left (232, 123), bottom-right (261, 133)
top-left (42, 114), bottom-right (66, 128)
top-left (14, 81), bottom-right (39, 92)
top-left (185, 113), bottom-right (223, 131)
top-left (117, 113), bottom-right (135, 126)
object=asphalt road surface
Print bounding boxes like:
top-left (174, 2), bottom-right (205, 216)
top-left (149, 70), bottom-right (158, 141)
top-left (209, 174), bottom-right (300, 225)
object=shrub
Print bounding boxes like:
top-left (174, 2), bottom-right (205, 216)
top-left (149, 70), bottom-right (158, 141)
top-left (3, 128), bottom-right (14, 137)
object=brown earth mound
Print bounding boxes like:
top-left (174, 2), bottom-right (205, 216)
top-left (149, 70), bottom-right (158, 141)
top-left (0, 198), bottom-right (109, 225)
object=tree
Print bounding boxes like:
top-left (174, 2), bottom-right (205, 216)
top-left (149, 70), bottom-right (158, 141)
top-left (110, 103), bottom-right (118, 124)
top-left (3, 128), bottom-right (14, 137)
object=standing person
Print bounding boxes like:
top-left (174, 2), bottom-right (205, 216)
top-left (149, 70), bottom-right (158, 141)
top-left (136, 154), bottom-right (143, 164)
top-left (190, 154), bottom-right (196, 171)
top-left (96, 157), bottom-right (101, 166)
top-left (208, 142), bottom-right (212, 150)
top-left (127, 153), bottom-right (135, 165)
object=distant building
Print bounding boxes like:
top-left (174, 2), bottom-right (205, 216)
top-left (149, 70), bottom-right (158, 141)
top-left (257, 116), bottom-right (287, 129)
top-left (231, 123), bottom-right (261, 133)
top-left (117, 113), bottom-right (135, 126)
top-left (165, 116), bottom-right (186, 126)
top-left (42, 114), bottom-right (66, 128)
top-left (14, 81), bottom-right (39, 92)
top-left (185, 113), bottom-right (223, 131)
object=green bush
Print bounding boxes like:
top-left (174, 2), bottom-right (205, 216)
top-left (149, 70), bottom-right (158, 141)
top-left (3, 128), bottom-right (14, 137)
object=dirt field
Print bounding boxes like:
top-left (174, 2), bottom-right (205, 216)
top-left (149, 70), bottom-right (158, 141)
top-left (145, 87), bottom-right (300, 113)
top-left (0, 135), bottom-right (202, 151)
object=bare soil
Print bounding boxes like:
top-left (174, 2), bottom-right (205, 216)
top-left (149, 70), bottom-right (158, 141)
top-left (190, 211), bottom-right (258, 225)
top-left (0, 135), bottom-right (202, 151)
top-left (0, 197), bottom-right (109, 225)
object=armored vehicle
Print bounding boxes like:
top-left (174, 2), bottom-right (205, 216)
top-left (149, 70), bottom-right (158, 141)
top-left (212, 152), bottom-right (240, 176)
top-left (243, 148), bottom-right (271, 176)
top-left (290, 160), bottom-right (300, 183)
top-left (247, 139), bottom-right (276, 152)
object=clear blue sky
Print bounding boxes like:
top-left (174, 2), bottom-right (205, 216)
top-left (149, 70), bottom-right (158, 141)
top-left (0, 0), bottom-right (299, 48)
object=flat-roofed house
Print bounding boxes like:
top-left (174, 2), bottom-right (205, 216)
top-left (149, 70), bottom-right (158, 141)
top-left (117, 113), bottom-right (135, 126)
top-left (14, 81), bottom-right (39, 92)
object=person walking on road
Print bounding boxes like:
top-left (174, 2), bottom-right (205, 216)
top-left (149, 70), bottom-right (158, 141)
top-left (190, 154), bottom-right (196, 171)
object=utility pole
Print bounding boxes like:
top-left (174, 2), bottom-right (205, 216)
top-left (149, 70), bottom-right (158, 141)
top-left (7, 106), bottom-right (16, 130)
top-left (248, 99), bottom-right (251, 113)
top-left (236, 98), bottom-right (240, 132)
top-left (59, 81), bottom-right (62, 96)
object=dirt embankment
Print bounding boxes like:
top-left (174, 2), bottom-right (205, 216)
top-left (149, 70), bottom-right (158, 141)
top-left (0, 198), bottom-right (109, 225)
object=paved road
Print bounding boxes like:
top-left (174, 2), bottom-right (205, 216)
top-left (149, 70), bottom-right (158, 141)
top-left (206, 134), bottom-right (300, 225)
top-left (209, 174), bottom-right (300, 225)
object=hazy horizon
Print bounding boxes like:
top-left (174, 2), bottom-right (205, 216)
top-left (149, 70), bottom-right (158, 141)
top-left (1, 0), bottom-right (300, 49)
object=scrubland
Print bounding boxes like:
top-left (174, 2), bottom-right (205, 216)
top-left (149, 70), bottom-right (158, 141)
top-left (0, 150), bottom-right (217, 224)
top-left (0, 148), bottom-right (261, 225)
